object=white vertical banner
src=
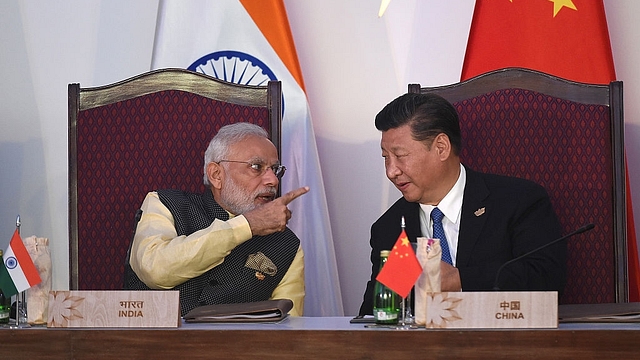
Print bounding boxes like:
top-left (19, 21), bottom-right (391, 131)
top-left (151, 0), bottom-right (343, 316)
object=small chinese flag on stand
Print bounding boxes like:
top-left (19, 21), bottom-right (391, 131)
top-left (376, 229), bottom-right (422, 298)
top-left (0, 229), bottom-right (41, 298)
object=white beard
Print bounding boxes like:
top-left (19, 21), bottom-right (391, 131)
top-left (220, 174), bottom-right (276, 215)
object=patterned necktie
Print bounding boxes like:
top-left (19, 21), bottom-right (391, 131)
top-left (431, 207), bottom-right (453, 265)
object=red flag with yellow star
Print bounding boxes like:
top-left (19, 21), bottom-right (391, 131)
top-left (376, 229), bottom-right (423, 298)
top-left (462, 0), bottom-right (640, 302)
top-left (461, 0), bottom-right (615, 83)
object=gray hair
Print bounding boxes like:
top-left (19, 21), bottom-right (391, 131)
top-left (203, 122), bottom-right (269, 185)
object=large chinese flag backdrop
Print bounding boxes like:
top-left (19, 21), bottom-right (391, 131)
top-left (461, 0), bottom-right (640, 301)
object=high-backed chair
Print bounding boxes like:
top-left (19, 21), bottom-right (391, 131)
top-left (68, 68), bottom-right (282, 290)
top-left (410, 67), bottom-right (627, 304)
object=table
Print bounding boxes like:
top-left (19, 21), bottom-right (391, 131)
top-left (4, 317), bottom-right (640, 359)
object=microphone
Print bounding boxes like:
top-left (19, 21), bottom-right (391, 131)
top-left (492, 223), bottom-right (595, 290)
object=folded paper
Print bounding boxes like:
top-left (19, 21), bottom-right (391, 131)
top-left (415, 237), bottom-right (442, 325)
top-left (25, 236), bottom-right (51, 325)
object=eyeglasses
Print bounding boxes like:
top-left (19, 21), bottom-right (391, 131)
top-left (217, 160), bottom-right (286, 179)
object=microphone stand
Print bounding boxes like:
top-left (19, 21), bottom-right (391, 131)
top-left (493, 223), bottom-right (595, 291)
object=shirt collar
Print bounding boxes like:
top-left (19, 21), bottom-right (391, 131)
top-left (419, 164), bottom-right (466, 224)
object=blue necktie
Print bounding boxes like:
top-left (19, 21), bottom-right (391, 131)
top-left (431, 207), bottom-right (453, 265)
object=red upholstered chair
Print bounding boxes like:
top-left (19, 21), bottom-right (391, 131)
top-left (68, 68), bottom-right (282, 290)
top-left (410, 67), bottom-right (627, 304)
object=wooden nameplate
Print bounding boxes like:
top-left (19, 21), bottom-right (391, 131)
top-left (47, 290), bottom-right (180, 328)
top-left (419, 291), bottom-right (558, 329)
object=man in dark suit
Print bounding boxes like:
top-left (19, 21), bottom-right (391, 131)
top-left (359, 93), bottom-right (566, 316)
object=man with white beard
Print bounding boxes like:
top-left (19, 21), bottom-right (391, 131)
top-left (125, 122), bottom-right (309, 316)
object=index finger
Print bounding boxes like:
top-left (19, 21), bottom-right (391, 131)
top-left (280, 186), bottom-right (310, 205)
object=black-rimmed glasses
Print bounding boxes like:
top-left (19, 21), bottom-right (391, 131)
top-left (217, 160), bottom-right (286, 179)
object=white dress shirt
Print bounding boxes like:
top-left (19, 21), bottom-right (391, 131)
top-left (419, 164), bottom-right (466, 266)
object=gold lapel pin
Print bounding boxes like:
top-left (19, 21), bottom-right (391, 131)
top-left (474, 207), bottom-right (486, 217)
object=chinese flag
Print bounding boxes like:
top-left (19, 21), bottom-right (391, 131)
top-left (461, 0), bottom-right (640, 302)
top-left (376, 230), bottom-right (423, 299)
top-left (461, 0), bottom-right (614, 83)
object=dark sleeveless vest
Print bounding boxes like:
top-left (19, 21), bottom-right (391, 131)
top-left (124, 190), bottom-right (300, 316)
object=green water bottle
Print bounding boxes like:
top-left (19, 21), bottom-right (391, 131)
top-left (0, 250), bottom-right (10, 325)
top-left (373, 250), bottom-right (399, 324)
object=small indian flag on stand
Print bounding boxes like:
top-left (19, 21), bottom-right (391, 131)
top-left (0, 229), bottom-right (41, 298)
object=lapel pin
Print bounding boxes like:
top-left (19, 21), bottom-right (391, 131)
top-left (474, 207), bottom-right (486, 217)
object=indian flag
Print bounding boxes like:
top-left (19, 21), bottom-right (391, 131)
top-left (151, 0), bottom-right (343, 316)
top-left (0, 230), bottom-right (41, 298)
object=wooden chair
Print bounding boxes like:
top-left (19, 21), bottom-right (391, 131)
top-left (68, 68), bottom-right (282, 290)
top-left (410, 67), bottom-right (627, 304)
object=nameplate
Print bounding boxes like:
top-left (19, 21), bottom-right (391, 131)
top-left (421, 291), bottom-right (557, 329)
top-left (47, 290), bottom-right (180, 328)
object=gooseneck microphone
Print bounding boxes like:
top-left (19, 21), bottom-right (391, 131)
top-left (492, 223), bottom-right (595, 290)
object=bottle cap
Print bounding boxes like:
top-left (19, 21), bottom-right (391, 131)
top-left (380, 250), bottom-right (390, 257)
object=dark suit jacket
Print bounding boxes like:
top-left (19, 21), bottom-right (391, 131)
top-left (359, 167), bottom-right (565, 316)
